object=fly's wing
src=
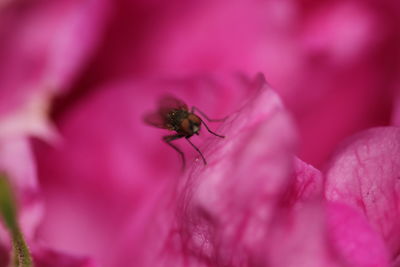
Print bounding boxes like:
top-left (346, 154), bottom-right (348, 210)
top-left (143, 111), bottom-right (167, 129)
top-left (158, 94), bottom-right (188, 114)
top-left (144, 94), bottom-right (188, 129)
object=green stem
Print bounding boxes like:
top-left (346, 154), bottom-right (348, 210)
top-left (11, 226), bottom-right (33, 267)
top-left (0, 174), bottom-right (33, 267)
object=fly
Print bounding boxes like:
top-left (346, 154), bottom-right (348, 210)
top-left (144, 95), bottom-right (225, 169)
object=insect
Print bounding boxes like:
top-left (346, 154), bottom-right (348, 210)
top-left (144, 95), bottom-right (225, 169)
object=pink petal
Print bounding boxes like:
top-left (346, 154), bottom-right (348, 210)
top-left (33, 74), bottom-right (264, 266)
top-left (0, 243), bottom-right (9, 267)
top-left (164, 76), bottom-right (350, 266)
top-left (0, 137), bottom-right (43, 242)
top-left (266, 201), bottom-right (345, 267)
top-left (76, 0), bottom-right (398, 168)
top-left (0, 100), bottom-right (95, 266)
top-left (283, 157), bottom-right (324, 205)
top-left (294, 1), bottom-right (396, 166)
top-left (0, 243), bottom-right (97, 267)
top-left (325, 127), bottom-right (400, 259)
top-left (327, 202), bottom-right (389, 267)
top-left (393, 257), bottom-right (400, 267)
top-left (169, 75), bottom-right (298, 265)
top-left (0, 0), bottom-right (109, 116)
top-left (32, 247), bottom-right (97, 267)
top-left (36, 73), bottom-right (380, 266)
top-left (284, 158), bottom-right (389, 267)
top-left (0, 92), bottom-right (58, 142)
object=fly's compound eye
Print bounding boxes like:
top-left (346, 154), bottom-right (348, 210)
top-left (190, 121), bottom-right (200, 135)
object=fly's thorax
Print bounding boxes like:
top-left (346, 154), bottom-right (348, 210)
top-left (166, 109), bottom-right (189, 131)
top-left (180, 113), bottom-right (201, 136)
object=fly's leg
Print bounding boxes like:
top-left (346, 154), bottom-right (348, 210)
top-left (199, 118), bottom-right (225, 138)
top-left (163, 134), bottom-right (185, 169)
top-left (191, 107), bottom-right (225, 138)
top-left (185, 137), bottom-right (207, 165)
top-left (191, 106), bottom-right (227, 122)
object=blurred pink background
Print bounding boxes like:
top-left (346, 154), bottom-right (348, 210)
top-left (51, 0), bottom-right (399, 166)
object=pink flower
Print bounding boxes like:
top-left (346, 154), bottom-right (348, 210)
top-left (0, 0), bottom-right (399, 266)
top-left (32, 74), bottom-right (390, 266)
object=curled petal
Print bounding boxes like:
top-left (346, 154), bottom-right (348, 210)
top-left (33, 74), bottom-right (262, 266)
top-left (173, 75), bottom-right (298, 265)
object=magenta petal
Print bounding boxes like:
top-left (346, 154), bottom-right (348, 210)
top-left (393, 257), bottom-right (400, 267)
top-left (325, 127), bottom-right (400, 258)
top-left (327, 202), bottom-right (389, 267)
top-left (32, 247), bottom-right (97, 267)
top-left (268, 160), bottom-right (344, 267)
top-left (267, 201), bottom-right (345, 267)
top-left (0, 137), bottom-right (43, 242)
top-left (284, 157), bottom-right (324, 204)
top-left (33, 74), bottom-right (263, 266)
top-left (271, 157), bottom-right (389, 267)
top-left (34, 74), bottom-right (386, 266)
top-left (0, 242), bottom-right (9, 266)
top-left (172, 75), bottom-right (298, 265)
top-left (0, 0), bottom-right (109, 115)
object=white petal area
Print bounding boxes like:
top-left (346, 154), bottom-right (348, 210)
top-left (0, 91), bottom-right (60, 143)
